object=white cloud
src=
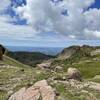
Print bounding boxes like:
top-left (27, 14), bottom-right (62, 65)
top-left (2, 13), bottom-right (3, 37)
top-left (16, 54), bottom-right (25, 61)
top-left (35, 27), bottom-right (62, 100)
top-left (84, 8), bottom-right (100, 31)
top-left (0, 15), bottom-right (37, 40)
top-left (0, 0), bottom-right (100, 44)
top-left (84, 29), bottom-right (100, 39)
top-left (14, 0), bottom-right (100, 39)
top-left (0, 0), bottom-right (11, 12)
top-left (0, 0), bottom-right (38, 41)
top-left (14, 0), bottom-right (56, 32)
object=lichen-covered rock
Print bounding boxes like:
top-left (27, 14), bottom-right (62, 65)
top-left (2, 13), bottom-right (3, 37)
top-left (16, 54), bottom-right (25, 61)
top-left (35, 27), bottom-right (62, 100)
top-left (9, 80), bottom-right (56, 100)
top-left (67, 67), bottom-right (82, 81)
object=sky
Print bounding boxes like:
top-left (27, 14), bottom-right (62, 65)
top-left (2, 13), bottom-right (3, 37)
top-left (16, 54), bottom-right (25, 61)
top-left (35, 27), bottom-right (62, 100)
top-left (0, 0), bottom-right (100, 47)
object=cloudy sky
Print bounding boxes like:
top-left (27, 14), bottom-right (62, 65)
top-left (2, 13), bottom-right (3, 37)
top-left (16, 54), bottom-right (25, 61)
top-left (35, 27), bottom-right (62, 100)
top-left (0, 0), bottom-right (100, 47)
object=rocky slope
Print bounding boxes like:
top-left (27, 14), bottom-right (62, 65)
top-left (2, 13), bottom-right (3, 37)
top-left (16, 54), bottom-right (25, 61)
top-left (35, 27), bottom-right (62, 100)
top-left (57, 45), bottom-right (100, 60)
top-left (0, 55), bottom-right (55, 100)
top-left (0, 45), bottom-right (100, 100)
top-left (51, 45), bottom-right (100, 75)
top-left (8, 67), bottom-right (100, 100)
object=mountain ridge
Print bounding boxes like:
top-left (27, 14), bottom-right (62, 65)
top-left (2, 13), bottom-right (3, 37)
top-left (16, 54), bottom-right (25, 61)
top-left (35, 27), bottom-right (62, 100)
top-left (6, 51), bottom-right (55, 67)
top-left (57, 45), bottom-right (100, 60)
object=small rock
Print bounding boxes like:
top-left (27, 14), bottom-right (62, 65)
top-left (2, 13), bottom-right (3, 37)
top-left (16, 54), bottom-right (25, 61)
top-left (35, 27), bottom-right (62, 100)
top-left (62, 76), bottom-right (66, 80)
top-left (88, 82), bottom-right (100, 91)
top-left (54, 66), bottom-right (63, 72)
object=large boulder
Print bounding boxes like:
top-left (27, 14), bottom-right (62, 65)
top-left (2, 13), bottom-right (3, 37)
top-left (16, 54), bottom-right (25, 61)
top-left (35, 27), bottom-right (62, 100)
top-left (0, 44), bottom-right (5, 60)
top-left (67, 67), bottom-right (82, 81)
top-left (9, 80), bottom-right (56, 100)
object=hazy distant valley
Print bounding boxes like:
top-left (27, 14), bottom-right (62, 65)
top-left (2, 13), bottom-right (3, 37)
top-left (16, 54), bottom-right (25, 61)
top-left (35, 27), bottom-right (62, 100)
top-left (6, 46), bottom-right (64, 55)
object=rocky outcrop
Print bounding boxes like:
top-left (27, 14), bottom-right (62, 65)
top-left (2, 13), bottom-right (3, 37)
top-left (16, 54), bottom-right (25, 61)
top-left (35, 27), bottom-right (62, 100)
top-left (37, 62), bottom-right (51, 69)
top-left (67, 67), bottom-right (82, 81)
top-left (9, 80), bottom-right (56, 100)
top-left (91, 49), bottom-right (100, 56)
top-left (59, 79), bottom-right (100, 92)
top-left (0, 44), bottom-right (5, 60)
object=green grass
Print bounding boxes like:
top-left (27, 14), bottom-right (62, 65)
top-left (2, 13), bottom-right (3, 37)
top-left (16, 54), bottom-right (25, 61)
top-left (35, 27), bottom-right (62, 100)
top-left (0, 56), bottom-right (55, 100)
top-left (0, 56), bottom-right (37, 100)
top-left (54, 83), bottom-right (97, 100)
top-left (3, 55), bottom-right (30, 68)
top-left (52, 52), bottom-right (100, 79)
top-left (0, 51), bottom-right (100, 100)
top-left (0, 90), bottom-right (8, 100)
top-left (73, 61), bottom-right (100, 79)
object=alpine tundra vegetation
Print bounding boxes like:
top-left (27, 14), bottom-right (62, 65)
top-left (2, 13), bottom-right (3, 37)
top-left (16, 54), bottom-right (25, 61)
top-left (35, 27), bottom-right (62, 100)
top-left (0, 0), bottom-right (100, 100)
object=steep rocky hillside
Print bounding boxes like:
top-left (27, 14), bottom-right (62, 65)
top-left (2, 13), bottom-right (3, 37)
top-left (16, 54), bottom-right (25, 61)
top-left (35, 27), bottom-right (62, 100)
top-left (57, 45), bottom-right (99, 60)
top-left (50, 45), bottom-right (100, 78)
top-left (52, 45), bottom-right (100, 65)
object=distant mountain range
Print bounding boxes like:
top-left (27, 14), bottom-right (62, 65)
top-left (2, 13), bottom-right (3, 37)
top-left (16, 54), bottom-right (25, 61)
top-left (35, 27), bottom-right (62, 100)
top-left (6, 51), bottom-right (54, 67)
top-left (6, 45), bottom-right (100, 68)
top-left (6, 46), bottom-right (64, 55)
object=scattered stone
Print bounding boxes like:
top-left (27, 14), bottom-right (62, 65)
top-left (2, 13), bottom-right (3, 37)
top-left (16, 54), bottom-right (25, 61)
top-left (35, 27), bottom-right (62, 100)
top-left (0, 65), bottom-right (17, 68)
top-left (91, 49), bottom-right (100, 56)
top-left (93, 58), bottom-right (100, 61)
top-left (9, 80), bottom-right (56, 100)
top-left (88, 82), bottom-right (100, 91)
top-left (62, 76), bottom-right (66, 80)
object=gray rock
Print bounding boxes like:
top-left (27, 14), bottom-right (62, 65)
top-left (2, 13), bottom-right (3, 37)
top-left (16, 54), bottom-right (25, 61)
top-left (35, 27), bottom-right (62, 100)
top-left (67, 67), bottom-right (82, 81)
top-left (37, 63), bottom-right (51, 69)
top-left (54, 66), bottom-right (63, 72)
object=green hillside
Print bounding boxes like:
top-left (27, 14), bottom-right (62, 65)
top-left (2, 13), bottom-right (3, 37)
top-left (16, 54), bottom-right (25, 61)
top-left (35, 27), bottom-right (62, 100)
top-left (51, 45), bottom-right (100, 79)
top-left (0, 56), bottom-right (50, 100)
top-left (1, 45), bottom-right (100, 100)
top-left (6, 51), bottom-right (54, 67)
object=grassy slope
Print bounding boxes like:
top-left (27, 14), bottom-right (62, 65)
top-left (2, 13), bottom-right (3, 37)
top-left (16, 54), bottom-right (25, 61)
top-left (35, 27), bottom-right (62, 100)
top-left (0, 55), bottom-right (50, 100)
top-left (51, 46), bottom-right (100, 80)
top-left (50, 51), bottom-right (100, 100)
top-left (1, 46), bottom-right (100, 100)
